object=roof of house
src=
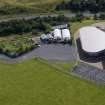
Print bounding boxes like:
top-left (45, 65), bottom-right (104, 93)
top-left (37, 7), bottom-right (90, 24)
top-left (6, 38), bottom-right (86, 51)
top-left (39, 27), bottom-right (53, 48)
top-left (79, 26), bottom-right (105, 53)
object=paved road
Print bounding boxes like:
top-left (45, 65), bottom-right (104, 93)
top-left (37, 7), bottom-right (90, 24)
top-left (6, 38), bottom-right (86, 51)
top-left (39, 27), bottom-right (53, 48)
top-left (0, 44), bottom-right (77, 62)
top-left (0, 12), bottom-right (94, 23)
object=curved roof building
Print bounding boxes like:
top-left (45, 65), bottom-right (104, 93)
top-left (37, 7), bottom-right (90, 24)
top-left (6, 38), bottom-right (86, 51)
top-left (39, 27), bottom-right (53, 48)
top-left (53, 29), bottom-right (62, 39)
top-left (79, 26), bottom-right (105, 54)
top-left (62, 29), bottom-right (71, 40)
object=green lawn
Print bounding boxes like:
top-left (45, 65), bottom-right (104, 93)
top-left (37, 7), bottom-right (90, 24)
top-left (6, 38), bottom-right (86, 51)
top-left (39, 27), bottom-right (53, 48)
top-left (0, 58), bottom-right (105, 105)
top-left (0, 0), bottom-right (69, 16)
top-left (71, 19), bottom-right (105, 35)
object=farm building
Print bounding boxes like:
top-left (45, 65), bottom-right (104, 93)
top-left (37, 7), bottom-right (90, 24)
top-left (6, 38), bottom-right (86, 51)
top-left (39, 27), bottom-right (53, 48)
top-left (62, 29), bottom-right (71, 41)
top-left (78, 26), bottom-right (105, 56)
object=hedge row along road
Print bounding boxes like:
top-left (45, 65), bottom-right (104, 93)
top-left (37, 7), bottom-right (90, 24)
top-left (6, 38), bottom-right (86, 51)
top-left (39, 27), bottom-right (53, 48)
top-left (0, 12), bottom-right (95, 23)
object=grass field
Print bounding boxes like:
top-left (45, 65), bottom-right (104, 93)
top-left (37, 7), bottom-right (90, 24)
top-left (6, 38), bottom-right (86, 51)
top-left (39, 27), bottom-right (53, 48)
top-left (0, 0), bottom-right (69, 15)
top-left (0, 0), bottom-right (70, 20)
top-left (0, 0), bottom-right (68, 5)
top-left (0, 58), bottom-right (105, 105)
top-left (71, 19), bottom-right (105, 35)
top-left (0, 0), bottom-right (105, 104)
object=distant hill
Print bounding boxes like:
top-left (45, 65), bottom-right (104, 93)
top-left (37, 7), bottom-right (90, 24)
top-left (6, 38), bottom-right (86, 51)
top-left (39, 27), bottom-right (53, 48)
top-left (0, 0), bottom-right (69, 15)
top-left (0, 0), bottom-right (67, 7)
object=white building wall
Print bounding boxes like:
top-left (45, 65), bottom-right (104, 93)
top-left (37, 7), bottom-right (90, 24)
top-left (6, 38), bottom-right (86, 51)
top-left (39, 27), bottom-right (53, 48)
top-left (53, 29), bottom-right (62, 39)
top-left (62, 29), bottom-right (71, 40)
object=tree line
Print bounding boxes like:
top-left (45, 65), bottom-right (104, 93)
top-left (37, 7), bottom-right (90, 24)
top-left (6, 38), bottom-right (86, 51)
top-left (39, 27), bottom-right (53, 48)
top-left (56, 0), bottom-right (105, 13)
top-left (0, 15), bottom-right (69, 36)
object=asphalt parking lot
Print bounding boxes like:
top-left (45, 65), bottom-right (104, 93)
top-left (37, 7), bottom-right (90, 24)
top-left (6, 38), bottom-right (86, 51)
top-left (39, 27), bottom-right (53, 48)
top-left (19, 44), bottom-right (77, 61)
top-left (72, 62), bottom-right (105, 84)
top-left (0, 44), bottom-right (77, 62)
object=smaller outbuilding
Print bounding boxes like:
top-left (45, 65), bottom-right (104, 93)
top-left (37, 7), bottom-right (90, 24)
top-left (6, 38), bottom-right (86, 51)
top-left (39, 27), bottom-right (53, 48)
top-left (62, 29), bottom-right (71, 41)
top-left (52, 24), bottom-right (68, 30)
top-left (40, 34), bottom-right (49, 43)
top-left (53, 29), bottom-right (62, 40)
top-left (78, 26), bottom-right (105, 56)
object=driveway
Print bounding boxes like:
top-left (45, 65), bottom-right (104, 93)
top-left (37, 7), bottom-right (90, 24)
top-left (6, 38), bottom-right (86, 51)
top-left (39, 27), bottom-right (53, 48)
top-left (0, 44), bottom-right (77, 62)
top-left (0, 13), bottom-right (94, 23)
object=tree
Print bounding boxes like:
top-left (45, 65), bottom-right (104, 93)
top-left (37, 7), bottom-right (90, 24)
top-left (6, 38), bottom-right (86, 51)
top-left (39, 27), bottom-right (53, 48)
top-left (93, 14), bottom-right (98, 20)
top-left (75, 13), bottom-right (84, 22)
top-left (99, 13), bottom-right (105, 19)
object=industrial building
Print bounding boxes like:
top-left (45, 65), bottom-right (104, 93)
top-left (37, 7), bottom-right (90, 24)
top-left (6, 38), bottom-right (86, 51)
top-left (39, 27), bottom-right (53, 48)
top-left (78, 26), bottom-right (105, 56)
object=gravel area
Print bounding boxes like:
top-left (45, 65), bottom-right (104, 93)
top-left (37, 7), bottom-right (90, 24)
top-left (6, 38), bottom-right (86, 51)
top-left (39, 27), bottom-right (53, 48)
top-left (0, 44), bottom-right (77, 62)
top-left (72, 62), bottom-right (105, 85)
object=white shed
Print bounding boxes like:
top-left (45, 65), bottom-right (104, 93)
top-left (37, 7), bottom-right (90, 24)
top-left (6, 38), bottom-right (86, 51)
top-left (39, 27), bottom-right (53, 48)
top-left (53, 29), bottom-right (62, 40)
top-left (62, 29), bottom-right (71, 40)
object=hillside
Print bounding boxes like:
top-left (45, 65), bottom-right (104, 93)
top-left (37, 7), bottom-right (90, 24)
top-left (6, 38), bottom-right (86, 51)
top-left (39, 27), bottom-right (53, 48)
top-left (0, 0), bottom-right (68, 12)
top-left (0, 0), bottom-right (70, 17)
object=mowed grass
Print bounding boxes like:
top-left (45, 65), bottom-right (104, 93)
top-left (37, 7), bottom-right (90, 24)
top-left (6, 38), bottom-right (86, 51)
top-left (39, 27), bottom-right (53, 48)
top-left (0, 59), bottom-right (105, 105)
top-left (0, 0), bottom-right (68, 4)
top-left (71, 19), bottom-right (105, 35)
top-left (0, 0), bottom-right (69, 19)
top-left (0, 0), bottom-right (69, 12)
